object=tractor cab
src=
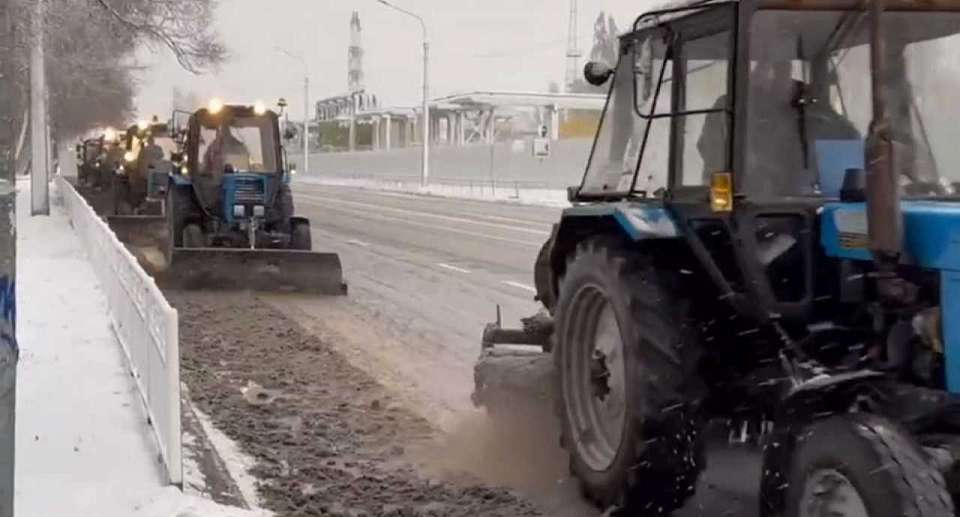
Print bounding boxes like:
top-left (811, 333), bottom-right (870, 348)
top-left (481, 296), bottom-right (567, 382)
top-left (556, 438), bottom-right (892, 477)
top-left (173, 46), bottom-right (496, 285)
top-left (563, 0), bottom-right (960, 323)
top-left (181, 100), bottom-right (294, 242)
top-left (114, 119), bottom-right (179, 215)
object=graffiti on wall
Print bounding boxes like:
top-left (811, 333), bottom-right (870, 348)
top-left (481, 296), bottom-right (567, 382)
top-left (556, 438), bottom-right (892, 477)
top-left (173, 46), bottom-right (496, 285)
top-left (0, 276), bottom-right (14, 354)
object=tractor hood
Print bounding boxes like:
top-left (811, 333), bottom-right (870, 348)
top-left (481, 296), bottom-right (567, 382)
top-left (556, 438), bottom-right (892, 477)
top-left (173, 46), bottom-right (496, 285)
top-left (822, 201), bottom-right (960, 271)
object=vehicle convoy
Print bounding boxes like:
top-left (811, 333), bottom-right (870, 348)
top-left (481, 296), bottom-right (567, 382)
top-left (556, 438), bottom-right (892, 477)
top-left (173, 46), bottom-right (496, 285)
top-left (103, 119), bottom-right (183, 261)
top-left (475, 0), bottom-right (960, 515)
top-left (74, 128), bottom-right (124, 214)
top-left (151, 100), bottom-right (346, 294)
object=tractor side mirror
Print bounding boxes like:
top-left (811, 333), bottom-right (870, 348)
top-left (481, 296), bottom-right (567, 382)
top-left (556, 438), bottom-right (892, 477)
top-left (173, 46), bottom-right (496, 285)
top-left (584, 61), bottom-right (614, 87)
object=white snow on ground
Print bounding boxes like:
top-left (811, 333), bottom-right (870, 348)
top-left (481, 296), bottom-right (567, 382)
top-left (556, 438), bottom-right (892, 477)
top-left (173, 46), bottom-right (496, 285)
top-left (15, 178), bottom-right (266, 517)
top-left (299, 175), bottom-right (571, 208)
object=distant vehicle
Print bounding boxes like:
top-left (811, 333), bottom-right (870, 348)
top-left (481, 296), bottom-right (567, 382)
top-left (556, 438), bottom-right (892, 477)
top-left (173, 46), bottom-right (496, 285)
top-left (153, 99), bottom-right (346, 294)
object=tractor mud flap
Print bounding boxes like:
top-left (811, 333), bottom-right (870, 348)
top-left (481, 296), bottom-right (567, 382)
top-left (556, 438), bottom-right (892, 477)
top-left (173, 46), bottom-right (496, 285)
top-left (157, 248), bottom-right (347, 295)
top-left (107, 215), bottom-right (172, 274)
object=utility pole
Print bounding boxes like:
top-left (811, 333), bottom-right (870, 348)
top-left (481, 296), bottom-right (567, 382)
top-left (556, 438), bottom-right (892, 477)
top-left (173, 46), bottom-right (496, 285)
top-left (303, 75), bottom-right (309, 174)
top-left (0, 0), bottom-right (20, 514)
top-left (565, 0), bottom-right (582, 92)
top-left (29, 0), bottom-right (49, 215)
top-left (275, 47), bottom-right (310, 174)
top-left (376, 0), bottom-right (429, 186)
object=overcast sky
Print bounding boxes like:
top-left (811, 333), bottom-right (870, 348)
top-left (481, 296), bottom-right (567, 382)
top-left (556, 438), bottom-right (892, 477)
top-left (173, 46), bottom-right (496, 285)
top-left (132, 0), bottom-right (654, 119)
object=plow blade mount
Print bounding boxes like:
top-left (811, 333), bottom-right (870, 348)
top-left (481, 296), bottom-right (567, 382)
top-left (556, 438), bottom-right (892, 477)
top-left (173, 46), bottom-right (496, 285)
top-left (158, 248), bottom-right (347, 295)
top-left (107, 215), bottom-right (172, 273)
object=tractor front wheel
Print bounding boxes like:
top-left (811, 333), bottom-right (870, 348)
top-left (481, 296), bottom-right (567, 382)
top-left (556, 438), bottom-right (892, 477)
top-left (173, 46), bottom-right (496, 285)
top-left (772, 413), bottom-right (954, 517)
top-left (555, 238), bottom-right (703, 514)
top-left (290, 221), bottom-right (312, 251)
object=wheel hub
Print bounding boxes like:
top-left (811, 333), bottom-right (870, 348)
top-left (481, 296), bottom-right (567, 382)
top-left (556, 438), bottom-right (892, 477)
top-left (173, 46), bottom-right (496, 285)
top-left (566, 286), bottom-right (628, 472)
top-left (800, 469), bottom-right (869, 517)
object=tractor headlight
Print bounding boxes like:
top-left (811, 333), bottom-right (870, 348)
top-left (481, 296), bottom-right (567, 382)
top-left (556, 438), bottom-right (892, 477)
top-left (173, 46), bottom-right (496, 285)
top-left (208, 97), bottom-right (224, 115)
top-left (180, 165), bottom-right (189, 175)
top-left (253, 101), bottom-right (266, 116)
top-left (117, 165), bottom-right (125, 175)
top-left (233, 205), bottom-right (245, 218)
top-left (123, 151), bottom-right (135, 163)
top-left (253, 205), bottom-right (265, 217)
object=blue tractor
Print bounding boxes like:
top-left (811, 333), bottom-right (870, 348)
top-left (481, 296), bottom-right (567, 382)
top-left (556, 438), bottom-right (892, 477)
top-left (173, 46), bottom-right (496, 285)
top-left (477, 1), bottom-right (960, 515)
top-left (155, 101), bottom-right (345, 294)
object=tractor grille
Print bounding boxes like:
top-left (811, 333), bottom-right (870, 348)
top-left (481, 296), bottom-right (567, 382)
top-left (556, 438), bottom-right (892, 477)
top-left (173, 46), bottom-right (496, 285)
top-left (233, 177), bottom-right (266, 204)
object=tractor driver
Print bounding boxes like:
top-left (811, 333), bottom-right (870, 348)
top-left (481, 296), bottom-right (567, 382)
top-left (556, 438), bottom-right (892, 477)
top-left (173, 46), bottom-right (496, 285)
top-left (698, 36), bottom-right (859, 197)
top-left (203, 124), bottom-right (252, 175)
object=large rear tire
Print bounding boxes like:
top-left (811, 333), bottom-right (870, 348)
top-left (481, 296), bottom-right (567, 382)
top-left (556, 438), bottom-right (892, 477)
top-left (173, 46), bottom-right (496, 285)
top-left (772, 413), bottom-right (954, 517)
top-left (555, 237), bottom-right (703, 515)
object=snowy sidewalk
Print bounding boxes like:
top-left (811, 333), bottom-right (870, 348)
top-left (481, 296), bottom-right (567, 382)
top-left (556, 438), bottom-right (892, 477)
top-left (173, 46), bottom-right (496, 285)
top-left (14, 179), bottom-right (263, 517)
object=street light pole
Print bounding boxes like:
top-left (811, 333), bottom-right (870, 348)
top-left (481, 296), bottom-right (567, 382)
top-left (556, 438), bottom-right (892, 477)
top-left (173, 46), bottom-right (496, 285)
top-left (376, 0), bottom-right (429, 187)
top-left (275, 47), bottom-right (310, 175)
top-left (303, 74), bottom-right (310, 175)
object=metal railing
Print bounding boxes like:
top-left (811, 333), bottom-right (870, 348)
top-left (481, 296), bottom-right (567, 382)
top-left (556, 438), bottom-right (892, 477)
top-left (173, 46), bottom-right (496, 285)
top-left (55, 177), bottom-right (181, 485)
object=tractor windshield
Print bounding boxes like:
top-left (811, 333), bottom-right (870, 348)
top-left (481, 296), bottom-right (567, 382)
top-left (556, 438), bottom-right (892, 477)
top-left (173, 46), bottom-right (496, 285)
top-left (83, 141), bottom-right (102, 162)
top-left (198, 115), bottom-right (278, 175)
top-left (746, 9), bottom-right (960, 199)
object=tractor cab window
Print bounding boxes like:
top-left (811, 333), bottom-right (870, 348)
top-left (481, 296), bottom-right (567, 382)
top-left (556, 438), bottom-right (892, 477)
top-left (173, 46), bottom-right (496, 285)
top-left (83, 141), bottom-right (101, 162)
top-left (198, 115), bottom-right (277, 176)
top-left (745, 10), bottom-right (960, 199)
top-left (580, 46), bottom-right (651, 196)
top-left (579, 6), bottom-right (734, 198)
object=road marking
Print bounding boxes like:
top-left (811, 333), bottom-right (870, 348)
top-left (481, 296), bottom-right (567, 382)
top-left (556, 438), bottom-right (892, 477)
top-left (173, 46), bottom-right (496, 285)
top-left (297, 193), bottom-right (551, 236)
top-left (347, 239), bottom-right (370, 247)
top-left (298, 199), bottom-right (541, 248)
top-left (502, 281), bottom-right (537, 293)
top-left (436, 263), bottom-right (472, 274)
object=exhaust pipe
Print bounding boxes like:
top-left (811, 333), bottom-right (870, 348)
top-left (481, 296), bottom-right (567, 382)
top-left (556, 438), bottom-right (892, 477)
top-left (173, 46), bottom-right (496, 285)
top-left (865, 0), bottom-right (902, 266)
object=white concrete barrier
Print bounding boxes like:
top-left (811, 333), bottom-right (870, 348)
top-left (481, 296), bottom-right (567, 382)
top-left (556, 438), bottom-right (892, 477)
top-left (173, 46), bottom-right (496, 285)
top-left (55, 177), bottom-right (181, 485)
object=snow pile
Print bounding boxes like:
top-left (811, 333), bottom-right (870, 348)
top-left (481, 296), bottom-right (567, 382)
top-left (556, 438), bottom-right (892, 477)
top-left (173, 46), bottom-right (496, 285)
top-left (298, 175), bottom-right (571, 208)
top-left (15, 178), bottom-right (266, 517)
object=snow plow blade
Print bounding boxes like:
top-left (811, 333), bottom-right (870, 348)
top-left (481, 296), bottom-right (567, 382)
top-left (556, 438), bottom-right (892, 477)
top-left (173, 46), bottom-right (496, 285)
top-left (156, 248), bottom-right (347, 295)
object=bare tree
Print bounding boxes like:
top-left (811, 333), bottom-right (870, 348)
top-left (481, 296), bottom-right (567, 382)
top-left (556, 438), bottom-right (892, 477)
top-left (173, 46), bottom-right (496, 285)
top-left (92, 0), bottom-right (227, 74)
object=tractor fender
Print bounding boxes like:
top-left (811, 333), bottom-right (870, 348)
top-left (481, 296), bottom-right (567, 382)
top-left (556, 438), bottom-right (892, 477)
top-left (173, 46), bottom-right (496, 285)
top-left (548, 203), bottom-right (681, 296)
top-left (557, 203), bottom-right (680, 242)
top-left (778, 370), bottom-right (885, 423)
top-left (759, 370), bottom-right (885, 515)
top-left (290, 216), bottom-right (310, 228)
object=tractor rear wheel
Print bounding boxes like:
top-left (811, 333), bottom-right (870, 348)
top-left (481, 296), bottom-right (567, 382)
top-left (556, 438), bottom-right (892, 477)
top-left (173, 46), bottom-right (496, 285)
top-left (555, 237), bottom-right (703, 515)
top-left (290, 221), bottom-right (312, 251)
top-left (773, 413), bottom-right (954, 517)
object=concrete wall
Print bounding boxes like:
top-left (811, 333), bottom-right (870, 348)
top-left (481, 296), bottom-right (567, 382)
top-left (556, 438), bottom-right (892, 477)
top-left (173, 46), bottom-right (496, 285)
top-left (302, 137), bottom-right (595, 190)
